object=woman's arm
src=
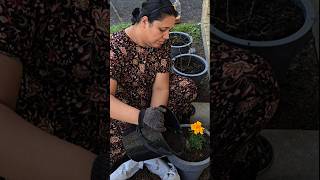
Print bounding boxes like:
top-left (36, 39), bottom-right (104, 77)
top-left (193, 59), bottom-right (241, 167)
top-left (110, 78), bottom-right (140, 124)
top-left (0, 54), bottom-right (96, 180)
top-left (0, 104), bottom-right (96, 180)
top-left (0, 54), bottom-right (22, 110)
top-left (150, 72), bottom-right (169, 107)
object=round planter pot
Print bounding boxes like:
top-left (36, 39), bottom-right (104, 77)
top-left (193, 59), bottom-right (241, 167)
top-left (167, 124), bottom-right (210, 180)
top-left (212, 0), bottom-right (315, 80)
top-left (172, 53), bottom-right (209, 85)
top-left (122, 107), bottom-right (183, 161)
top-left (170, 31), bottom-right (193, 58)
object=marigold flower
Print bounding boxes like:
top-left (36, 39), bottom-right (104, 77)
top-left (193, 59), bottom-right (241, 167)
top-left (191, 121), bottom-right (204, 135)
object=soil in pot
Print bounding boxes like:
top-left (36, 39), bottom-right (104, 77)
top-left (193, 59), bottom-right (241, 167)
top-left (170, 33), bottom-right (189, 46)
top-left (128, 167), bottom-right (160, 180)
top-left (212, 0), bottom-right (304, 41)
top-left (174, 56), bottom-right (205, 74)
top-left (163, 128), bottom-right (210, 162)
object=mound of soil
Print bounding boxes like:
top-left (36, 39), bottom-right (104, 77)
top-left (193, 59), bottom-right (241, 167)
top-left (170, 33), bottom-right (190, 46)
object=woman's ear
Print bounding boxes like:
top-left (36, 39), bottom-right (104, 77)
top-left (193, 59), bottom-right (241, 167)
top-left (140, 16), bottom-right (150, 28)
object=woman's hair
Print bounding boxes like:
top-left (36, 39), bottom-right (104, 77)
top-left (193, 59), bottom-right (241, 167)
top-left (131, 0), bottom-right (178, 25)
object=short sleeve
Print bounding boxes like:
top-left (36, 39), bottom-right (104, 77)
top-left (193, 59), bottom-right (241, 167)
top-left (156, 40), bottom-right (172, 73)
top-left (0, 1), bottom-right (35, 59)
top-left (110, 39), bottom-right (123, 82)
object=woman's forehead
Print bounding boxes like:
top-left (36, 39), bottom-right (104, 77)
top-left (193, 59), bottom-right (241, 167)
top-left (153, 16), bottom-right (176, 27)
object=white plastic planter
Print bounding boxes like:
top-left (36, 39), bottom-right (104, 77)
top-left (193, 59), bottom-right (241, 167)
top-left (212, 0), bottom-right (315, 79)
top-left (172, 53), bottom-right (209, 84)
top-left (170, 31), bottom-right (193, 58)
top-left (167, 124), bottom-right (210, 180)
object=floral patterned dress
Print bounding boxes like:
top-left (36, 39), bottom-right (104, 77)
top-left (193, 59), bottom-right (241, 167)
top-left (0, 0), bottom-right (108, 158)
top-left (110, 30), bottom-right (197, 166)
top-left (211, 39), bottom-right (280, 179)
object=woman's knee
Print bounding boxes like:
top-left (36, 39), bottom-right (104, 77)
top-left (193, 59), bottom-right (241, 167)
top-left (170, 74), bottom-right (198, 102)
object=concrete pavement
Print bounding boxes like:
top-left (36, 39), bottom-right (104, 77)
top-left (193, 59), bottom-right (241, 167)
top-left (258, 130), bottom-right (319, 180)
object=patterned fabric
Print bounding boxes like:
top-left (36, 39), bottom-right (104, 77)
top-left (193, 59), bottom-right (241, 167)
top-left (0, 0), bottom-right (109, 154)
top-left (110, 30), bottom-right (197, 166)
top-left (211, 39), bottom-right (280, 179)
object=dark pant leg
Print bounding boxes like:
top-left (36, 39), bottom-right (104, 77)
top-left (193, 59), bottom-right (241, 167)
top-left (211, 41), bottom-right (280, 179)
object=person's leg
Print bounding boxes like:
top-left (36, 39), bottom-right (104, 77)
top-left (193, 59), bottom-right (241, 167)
top-left (211, 40), bottom-right (280, 179)
top-left (167, 74), bottom-right (198, 123)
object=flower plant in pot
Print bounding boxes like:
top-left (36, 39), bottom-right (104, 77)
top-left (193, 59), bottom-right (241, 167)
top-left (164, 121), bottom-right (210, 180)
top-left (212, 0), bottom-right (315, 79)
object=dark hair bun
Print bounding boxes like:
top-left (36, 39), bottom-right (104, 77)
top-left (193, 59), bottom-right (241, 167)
top-left (131, 8), bottom-right (140, 24)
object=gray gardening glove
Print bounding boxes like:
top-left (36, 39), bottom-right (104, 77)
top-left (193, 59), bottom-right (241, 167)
top-left (138, 106), bottom-right (167, 132)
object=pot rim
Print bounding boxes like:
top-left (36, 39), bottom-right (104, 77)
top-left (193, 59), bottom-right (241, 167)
top-left (169, 31), bottom-right (193, 48)
top-left (172, 53), bottom-right (209, 77)
top-left (211, 0), bottom-right (315, 47)
top-left (167, 123), bottom-right (210, 166)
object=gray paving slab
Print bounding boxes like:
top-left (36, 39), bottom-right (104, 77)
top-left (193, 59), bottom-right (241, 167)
top-left (258, 129), bottom-right (319, 180)
top-left (190, 102), bottom-right (210, 129)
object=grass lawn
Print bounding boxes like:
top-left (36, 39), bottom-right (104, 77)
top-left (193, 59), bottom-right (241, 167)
top-left (110, 22), bottom-right (201, 43)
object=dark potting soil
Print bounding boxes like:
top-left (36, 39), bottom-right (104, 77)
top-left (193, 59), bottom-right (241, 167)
top-left (170, 34), bottom-right (189, 46)
top-left (174, 56), bottom-right (205, 74)
top-left (163, 128), bottom-right (210, 162)
top-left (212, 0), bottom-right (304, 41)
top-left (128, 167), bottom-right (160, 180)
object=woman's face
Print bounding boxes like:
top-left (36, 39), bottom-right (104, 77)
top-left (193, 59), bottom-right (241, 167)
top-left (142, 15), bottom-right (176, 48)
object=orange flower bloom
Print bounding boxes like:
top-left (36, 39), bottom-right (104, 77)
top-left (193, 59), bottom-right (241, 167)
top-left (191, 121), bottom-right (204, 135)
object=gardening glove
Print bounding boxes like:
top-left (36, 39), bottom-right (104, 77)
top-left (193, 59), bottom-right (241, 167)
top-left (139, 106), bottom-right (167, 132)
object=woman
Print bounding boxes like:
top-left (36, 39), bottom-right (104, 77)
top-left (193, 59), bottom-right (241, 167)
top-left (110, 0), bottom-right (197, 169)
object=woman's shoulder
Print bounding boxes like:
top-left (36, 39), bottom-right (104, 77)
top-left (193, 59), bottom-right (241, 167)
top-left (110, 30), bottom-right (128, 46)
top-left (111, 30), bottom-right (135, 57)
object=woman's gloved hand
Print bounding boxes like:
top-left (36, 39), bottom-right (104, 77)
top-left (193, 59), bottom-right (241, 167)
top-left (139, 106), bottom-right (167, 132)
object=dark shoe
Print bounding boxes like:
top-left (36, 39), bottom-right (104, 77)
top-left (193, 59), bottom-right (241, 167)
top-left (255, 135), bottom-right (274, 175)
top-left (229, 135), bottom-right (274, 180)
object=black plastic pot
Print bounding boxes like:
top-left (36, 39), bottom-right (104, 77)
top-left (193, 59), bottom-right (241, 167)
top-left (122, 107), bottom-right (183, 162)
top-left (212, 0), bottom-right (315, 80)
top-left (172, 54), bottom-right (209, 85)
top-left (170, 31), bottom-right (193, 58)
